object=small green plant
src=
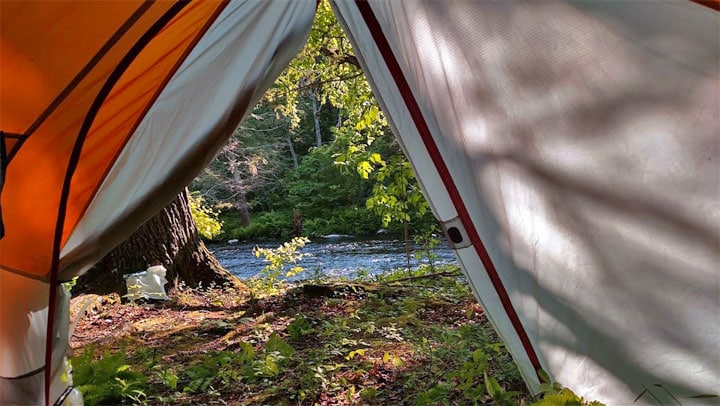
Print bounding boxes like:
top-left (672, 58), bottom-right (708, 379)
top-left (181, 344), bottom-right (256, 393)
top-left (534, 388), bottom-right (604, 406)
top-left (484, 371), bottom-right (520, 405)
top-left (452, 349), bottom-right (488, 400)
top-left (153, 366), bottom-right (178, 390)
top-left (71, 346), bottom-right (148, 406)
top-left (414, 227), bottom-right (441, 271)
top-left (533, 371), bottom-right (605, 406)
top-left (252, 237), bottom-right (310, 293)
top-left (416, 383), bottom-right (452, 406)
top-left (287, 315), bottom-right (314, 340)
top-left (254, 332), bottom-right (295, 377)
top-left (179, 334), bottom-right (295, 394)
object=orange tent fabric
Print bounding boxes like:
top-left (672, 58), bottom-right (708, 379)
top-left (1, 1), bottom-right (227, 279)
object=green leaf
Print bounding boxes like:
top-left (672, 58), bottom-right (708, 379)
top-left (265, 332), bottom-right (295, 358)
top-left (484, 372), bottom-right (503, 398)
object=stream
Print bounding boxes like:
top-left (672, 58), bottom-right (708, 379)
top-left (208, 236), bottom-right (458, 280)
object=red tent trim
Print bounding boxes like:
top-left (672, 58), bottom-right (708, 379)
top-left (76, 0), bottom-right (231, 239)
top-left (43, 2), bottom-right (190, 404)
top-left (353, 0), bottom-right (544, 380)
top-left (691, 0), bottom-right (720, 11)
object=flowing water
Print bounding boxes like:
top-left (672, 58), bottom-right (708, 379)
top-left (208, 236), bottom-right (458, 280)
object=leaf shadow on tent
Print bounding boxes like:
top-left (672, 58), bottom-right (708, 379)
top-left (411, 0), bottom-right (719, 400)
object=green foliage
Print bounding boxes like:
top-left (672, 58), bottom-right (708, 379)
top-left (189, 192), bottom-right (222, 240)
top-left (336, 138), bottom-right (431, 234)
top-left (534, 388), bottom-right (604, 406)
top-left (453, 349), bottom-right (488, 400)
top-left (264, 0), bottom-right (430, 236)
top-left (221, 204), bottom-right (434, 241)
top-left (226, 210), bottom-right (293, 240)
top-left (71, 346), bottom-right (148, 405)
top-left (192, 102), bottom-right (296, 214)
top-left (534, 373), bottom-right (605, 406)
top-left (70, 262), bottom-right (608, 405)
top-left (190, 0), bottom-right (434, 241)
top-left (416, 383), bottom-right (452, 406)
top-left (414, 226), bottom-right (441, 270)
top-left (484, 371), bottom-right (520, 405)
top-left (153, 366), bottom-right (178, 391)
top-left (283, 146), bottom-right (367, 218)
top-left (180, 335), bottom-right (295, 394)
top-left (183, 345), bottom-right (255, 392)
top-left (303, 206), bottom-right (383, 237)
top-left (364, 156), bottom-right (429, 227)
top-left (256, 332), bottom-right (295, 377)
top-left (268, 0), bottom-right (371, 132)
top-left (252, 237), bottom-right (310, 292)
top-left (287, 315), bottom-right (314, 340)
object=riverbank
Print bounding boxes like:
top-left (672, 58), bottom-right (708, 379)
top-left (69, 265), bottom-right (532, 405)
top-left (215, 207), bottom-right (437, 243)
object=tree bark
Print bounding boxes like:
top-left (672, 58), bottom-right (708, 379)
top-left (230, 168), bottom-right (251, 227)
top-left (311, 90), bottom-right (322, 147)
top-left (287, 135), bottom-right (299, 170)
top-left (75, 188), bottom-right (245, 296)
top-left (236, 190), bottom-right (251, 227)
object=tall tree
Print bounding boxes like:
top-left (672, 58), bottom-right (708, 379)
top-left (75, 188), bottom-right (244, 296)
top-left (193, 107), bottom-right (292, 225)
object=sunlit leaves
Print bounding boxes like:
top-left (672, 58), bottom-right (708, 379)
top-left (189, 192), bottom-right (223, 239)
top-left (253, 237), bottom-right (311, 292)
top-left (267, 0), bottom-right (365, 131)
top-left (363, 156), bottom-right (429, 227)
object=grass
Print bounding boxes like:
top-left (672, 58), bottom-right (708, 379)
top-left (69, 265), bottom-right (600, 405)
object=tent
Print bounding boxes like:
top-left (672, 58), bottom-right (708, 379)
top-left (1, 0), bottom-right (717, 404)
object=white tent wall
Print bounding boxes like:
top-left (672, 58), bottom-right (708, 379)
top-left (58, 0), bottom-right (316, 280)
top-left (332, 0), bottom-right (719, 404)
top-left (0, 271), bottom-right (72, 404)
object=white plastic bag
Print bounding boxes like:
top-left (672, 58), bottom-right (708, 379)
top-left (124, 265), bottom-right (169, 301)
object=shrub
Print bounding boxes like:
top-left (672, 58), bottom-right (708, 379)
top-left (303, 207), bottom-right (382, 237)
top-left (71, 346), bottom-right (148, 405)
top-left (250, 237), bottom-right (310, 294)
top-left (227, 211), bottom-right (294, 241)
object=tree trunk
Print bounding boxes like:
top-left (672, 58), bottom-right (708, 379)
top-left (75, 188), bottom-right (244, 296)
top-left (287, 135), bottom-right (299, 170)
top-left (311, 90), bottom-right (322, 147)
top-left (236, 190), bottom-right (251, 227)
top-left (231, 169), bottom-right (251, 227)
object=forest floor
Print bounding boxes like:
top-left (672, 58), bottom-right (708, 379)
top-left (69, 265), bottom-right (532, 405)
